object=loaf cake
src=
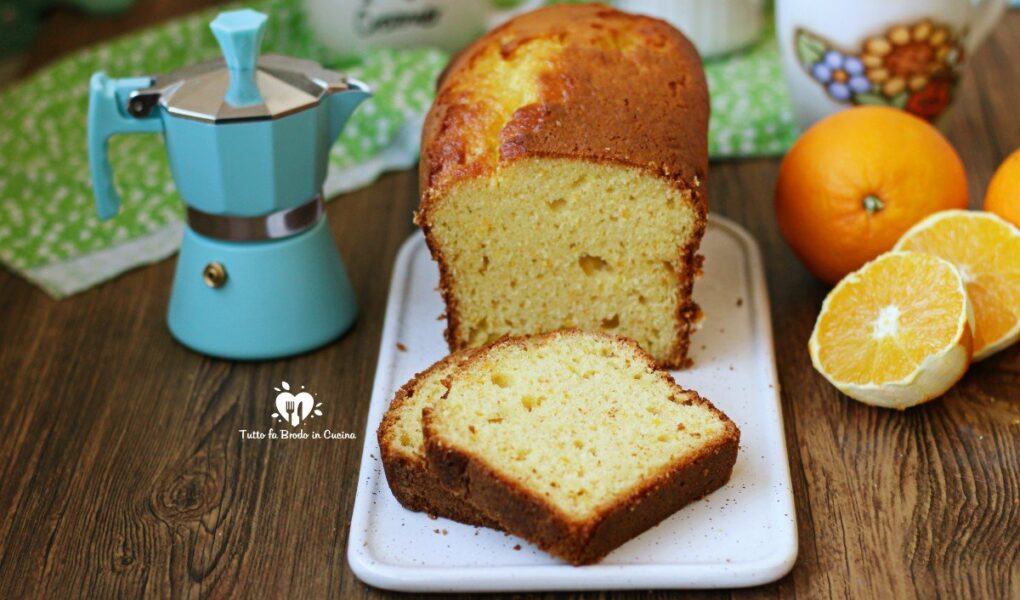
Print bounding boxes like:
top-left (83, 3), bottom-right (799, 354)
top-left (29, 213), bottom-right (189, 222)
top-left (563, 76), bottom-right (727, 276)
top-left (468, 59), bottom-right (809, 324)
top-left (377, 350), bottom-right (499, 528)
top-left (416, 4), bottom-right (709, 368)
top-left (422, 330), bottom-right (739, 565)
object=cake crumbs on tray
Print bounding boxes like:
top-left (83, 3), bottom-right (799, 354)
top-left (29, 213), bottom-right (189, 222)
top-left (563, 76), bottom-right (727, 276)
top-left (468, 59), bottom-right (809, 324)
top-left (513, 544), bottom-right (521, 551)
top-left (396, 342), bottom-right (407, 352)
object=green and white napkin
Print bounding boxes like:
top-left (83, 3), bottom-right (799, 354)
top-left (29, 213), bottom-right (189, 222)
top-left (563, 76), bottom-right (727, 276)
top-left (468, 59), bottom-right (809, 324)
top-left (0, 0), bottom-right (796, 298)
top-left (705, 19), bottom-right (799, 157)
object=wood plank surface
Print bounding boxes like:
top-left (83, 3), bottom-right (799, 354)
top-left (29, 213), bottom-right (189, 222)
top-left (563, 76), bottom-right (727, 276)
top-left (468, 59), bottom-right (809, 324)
top-left (1, 3), bottom-right (1018, 598)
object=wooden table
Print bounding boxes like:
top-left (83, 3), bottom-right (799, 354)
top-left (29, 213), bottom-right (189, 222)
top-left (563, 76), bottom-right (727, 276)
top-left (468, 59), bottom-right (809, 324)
top-left (2, 4), bottom-right (1018, 599)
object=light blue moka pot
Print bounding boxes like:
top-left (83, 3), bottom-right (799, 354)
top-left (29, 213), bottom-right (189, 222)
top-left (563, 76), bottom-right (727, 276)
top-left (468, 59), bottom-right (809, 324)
top-left (87, 8), bottom-right (370, 359)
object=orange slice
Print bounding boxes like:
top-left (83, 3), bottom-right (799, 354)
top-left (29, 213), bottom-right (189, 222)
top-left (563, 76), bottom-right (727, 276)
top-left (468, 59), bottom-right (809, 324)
top-left (809, 251), bottom-right (973, 409)
top-left (894, 210), bottom-right (1020, 360)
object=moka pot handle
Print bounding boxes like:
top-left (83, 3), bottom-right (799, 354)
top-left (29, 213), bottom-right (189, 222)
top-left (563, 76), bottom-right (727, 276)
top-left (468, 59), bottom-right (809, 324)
top-left (87, 72), bottom-right (163, 220)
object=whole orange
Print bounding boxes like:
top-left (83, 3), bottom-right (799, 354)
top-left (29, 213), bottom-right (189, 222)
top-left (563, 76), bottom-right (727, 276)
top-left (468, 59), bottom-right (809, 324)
top-left (984, 148), bottom-right (1020, 228)
top-left (775, 106), bottom-right (968, 284)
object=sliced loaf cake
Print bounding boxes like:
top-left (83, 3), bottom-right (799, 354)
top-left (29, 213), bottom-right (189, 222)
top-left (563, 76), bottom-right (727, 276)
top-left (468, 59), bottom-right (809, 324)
top-left (422, 330), bottom-right (739, 565)
top-left (417, 4), bottom-right (709, 368)
top-left (377, 350), bottom-right (499, 528)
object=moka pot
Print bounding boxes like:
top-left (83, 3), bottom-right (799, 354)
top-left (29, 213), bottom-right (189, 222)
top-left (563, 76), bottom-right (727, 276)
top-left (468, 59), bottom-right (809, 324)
top-left (87, 9), bottom-right (370, 359)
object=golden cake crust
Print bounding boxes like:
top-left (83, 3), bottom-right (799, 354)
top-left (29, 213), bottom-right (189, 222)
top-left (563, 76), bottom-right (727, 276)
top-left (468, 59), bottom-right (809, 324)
top-left (416, 3), bottom-right (710, 368)
top-left (422, 331), bottom-right (740, 565)
top-left (420, 3), bottom-right (709, 200)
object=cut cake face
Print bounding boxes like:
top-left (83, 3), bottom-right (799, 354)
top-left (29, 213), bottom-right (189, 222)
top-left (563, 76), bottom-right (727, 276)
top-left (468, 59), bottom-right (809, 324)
top-left (423, 157), bottom-right (703, 366)
top-left (423, 331), bottom-right (739, 564)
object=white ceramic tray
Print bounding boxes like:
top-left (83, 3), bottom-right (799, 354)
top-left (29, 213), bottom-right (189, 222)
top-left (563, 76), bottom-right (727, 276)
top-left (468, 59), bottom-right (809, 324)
top-left (348, 215), bottom-right (797, 592)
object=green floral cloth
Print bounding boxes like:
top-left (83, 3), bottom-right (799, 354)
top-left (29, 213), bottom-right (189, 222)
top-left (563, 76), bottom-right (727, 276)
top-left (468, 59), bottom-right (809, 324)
top-left (705, 19), bottom-right (799, 157)
top-left (0, 0), bottom-right (796, 298)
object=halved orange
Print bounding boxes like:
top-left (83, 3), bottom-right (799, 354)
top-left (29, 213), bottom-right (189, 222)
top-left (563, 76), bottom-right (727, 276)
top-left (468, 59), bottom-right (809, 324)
top-left (894, 210), bottom-right (1020, 360)
top-left (809, 251), bottom-right (973, 409)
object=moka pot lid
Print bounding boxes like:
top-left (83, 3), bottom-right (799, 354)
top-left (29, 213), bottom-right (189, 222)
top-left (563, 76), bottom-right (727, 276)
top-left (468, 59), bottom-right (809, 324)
top-left (124, 10), bottom-right (361, 124)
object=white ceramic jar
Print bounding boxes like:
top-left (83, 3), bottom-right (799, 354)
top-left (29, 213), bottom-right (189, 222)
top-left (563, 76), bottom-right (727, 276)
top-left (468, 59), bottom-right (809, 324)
top-left (615, 0), bottom-right (766, 58)
top-left (303, 0), bottom-right (543, 59)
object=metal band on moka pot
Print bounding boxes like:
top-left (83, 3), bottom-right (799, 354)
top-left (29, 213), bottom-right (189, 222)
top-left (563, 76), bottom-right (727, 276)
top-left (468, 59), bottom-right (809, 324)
top-left (187, 195), bottom-right (324, 241)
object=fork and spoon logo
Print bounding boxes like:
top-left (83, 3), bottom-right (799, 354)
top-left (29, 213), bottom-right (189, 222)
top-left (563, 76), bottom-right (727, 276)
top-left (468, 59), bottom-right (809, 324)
top-left (272, 381), bottom-right (323, 427)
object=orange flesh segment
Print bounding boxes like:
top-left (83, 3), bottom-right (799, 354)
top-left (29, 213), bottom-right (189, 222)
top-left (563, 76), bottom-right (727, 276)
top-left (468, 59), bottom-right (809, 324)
top-left (814, 253), bottom-right (967, 384)
top-left (896, 213), bottom-right (1020, 356)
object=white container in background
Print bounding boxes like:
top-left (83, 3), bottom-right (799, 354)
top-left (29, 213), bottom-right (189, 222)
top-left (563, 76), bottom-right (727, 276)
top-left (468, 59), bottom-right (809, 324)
top-left (615, 0), bottom-right (765, 58)
top-left (304, 0), bottom-right (543, 59)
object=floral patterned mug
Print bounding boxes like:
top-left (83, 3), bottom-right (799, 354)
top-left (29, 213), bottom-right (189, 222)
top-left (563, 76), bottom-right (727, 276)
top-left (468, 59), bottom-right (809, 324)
top-left (776, 0), bottom-right (1006, 129)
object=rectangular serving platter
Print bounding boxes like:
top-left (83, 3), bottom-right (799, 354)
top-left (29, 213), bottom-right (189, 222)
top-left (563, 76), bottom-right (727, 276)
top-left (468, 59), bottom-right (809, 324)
top-left (347, 215), bottom-right (797, 592)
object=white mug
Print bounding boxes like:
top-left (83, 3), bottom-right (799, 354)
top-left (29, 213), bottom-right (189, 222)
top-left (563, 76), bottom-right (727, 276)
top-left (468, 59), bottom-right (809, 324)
top-left (776, 0), bottom-right (1006, 129)
top-left (304, 0), bottom-right (544, 59)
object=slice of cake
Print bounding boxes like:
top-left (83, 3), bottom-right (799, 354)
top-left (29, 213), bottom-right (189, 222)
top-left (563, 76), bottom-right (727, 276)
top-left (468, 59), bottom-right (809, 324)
top-left (422, 331), bottom-right (739, 565)
top-left (377, 351), bottom-right (499, 528)
top-left (416, 4), bottom-right (709, 368)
